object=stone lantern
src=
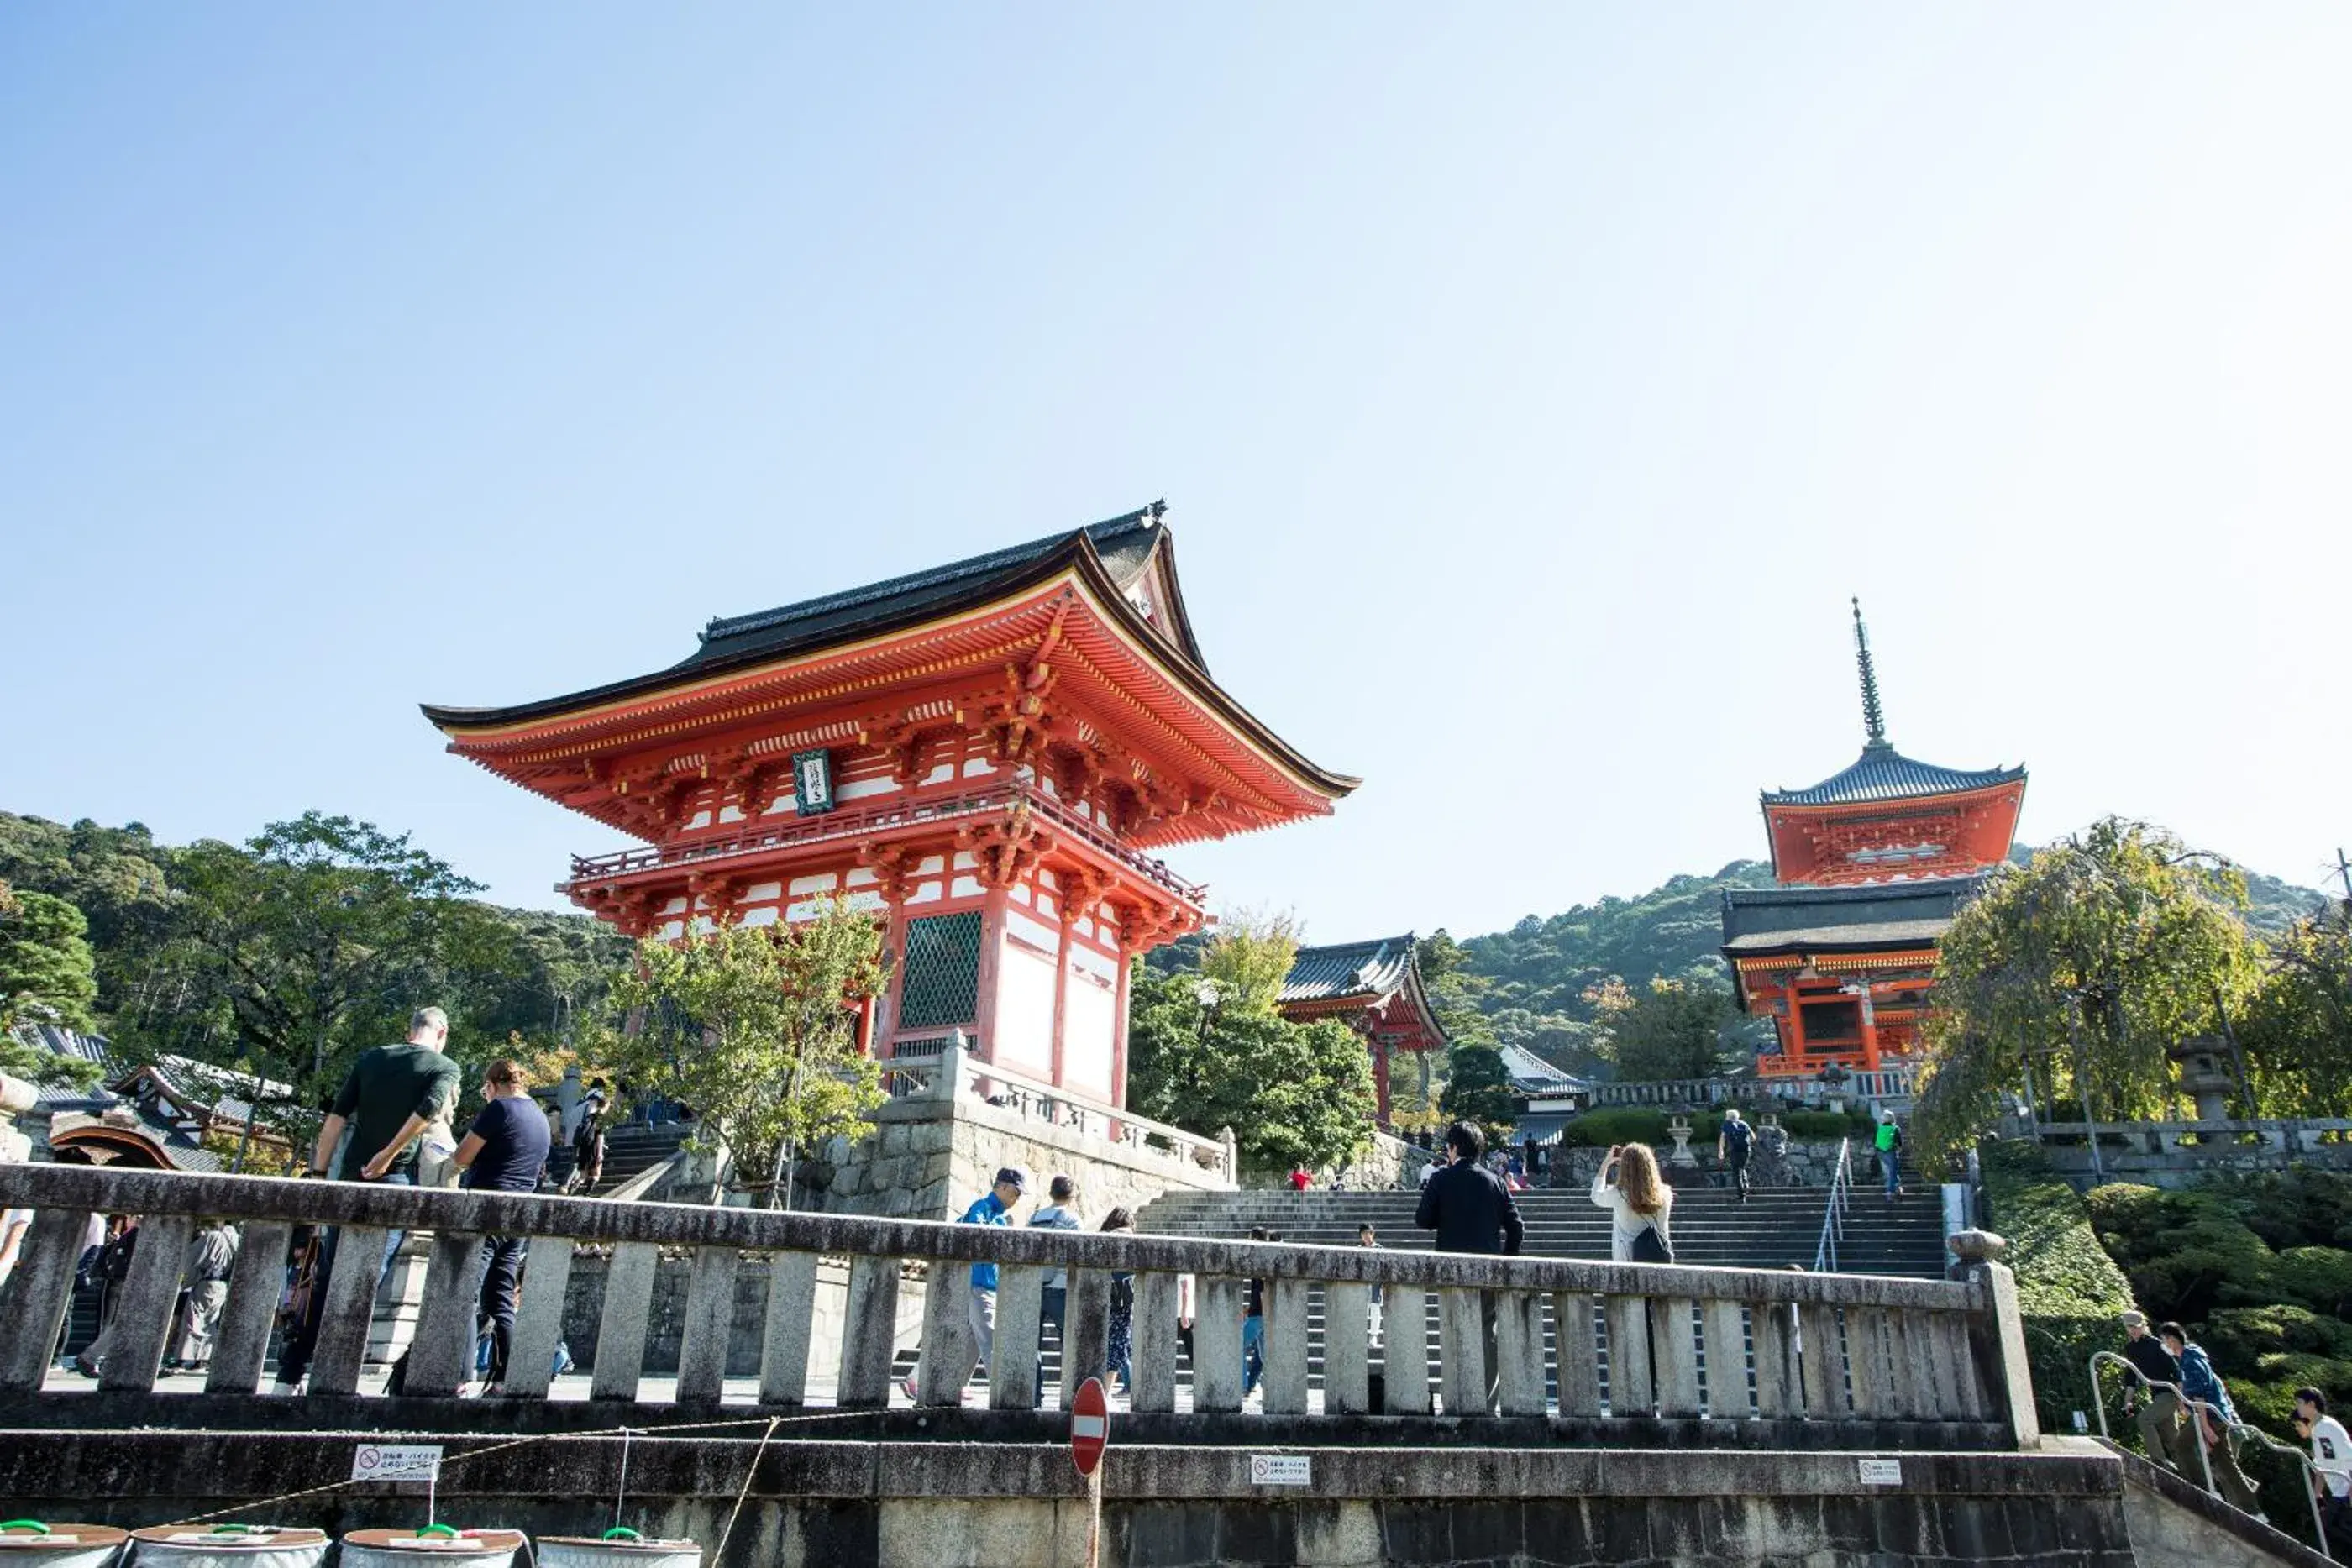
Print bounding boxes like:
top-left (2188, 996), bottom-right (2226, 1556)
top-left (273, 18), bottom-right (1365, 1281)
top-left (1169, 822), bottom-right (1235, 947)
top-left (2169, 1036), bottom-right (2235, 1124)
top-left (1666, 1104), bottom-right (1698, 1168)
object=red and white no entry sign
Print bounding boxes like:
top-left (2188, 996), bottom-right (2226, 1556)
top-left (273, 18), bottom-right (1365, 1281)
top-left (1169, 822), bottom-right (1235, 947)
top-left (1069, 1377), bottom-right (1110, 1478)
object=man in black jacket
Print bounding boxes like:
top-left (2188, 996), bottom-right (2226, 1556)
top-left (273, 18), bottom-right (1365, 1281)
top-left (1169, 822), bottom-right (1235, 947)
top-left (2119, 1309), bottom-right (2190, 1475)
top-left (1416, 1121), bottom-right (1525, 1256)
top-left (1415, 1121), bottom-right (1523, 1413)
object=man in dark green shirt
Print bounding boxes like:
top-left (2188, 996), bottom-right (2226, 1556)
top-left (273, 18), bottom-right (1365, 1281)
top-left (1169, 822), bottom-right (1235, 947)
top-left (271, 1006), bottom-right (459, 1392)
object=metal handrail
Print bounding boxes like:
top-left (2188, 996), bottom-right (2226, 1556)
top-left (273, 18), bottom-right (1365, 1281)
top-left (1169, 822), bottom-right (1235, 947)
top-left (2088, 1350), bottom-right (2335, 1559)
top-left (1812, 1137), bottom-right (1851, 1272)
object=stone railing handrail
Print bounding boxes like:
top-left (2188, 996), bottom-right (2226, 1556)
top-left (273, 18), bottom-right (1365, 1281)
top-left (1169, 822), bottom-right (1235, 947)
top-left (2040, 1117), bottom-right (2352, 1137)
top-left (0, 1163), bottom-right (2034, 1445)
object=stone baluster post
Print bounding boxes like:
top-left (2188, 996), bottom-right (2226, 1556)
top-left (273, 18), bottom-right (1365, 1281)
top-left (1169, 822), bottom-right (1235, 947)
top-left (1950, 1229), bottom-right (2038, 1450)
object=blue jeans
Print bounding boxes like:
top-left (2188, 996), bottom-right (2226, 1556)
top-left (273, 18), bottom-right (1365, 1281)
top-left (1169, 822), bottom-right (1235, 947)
top-left (1242, 1314), bottom-right (1264, 1394)
top-left (1880, 1151), bottom-right (1900, 1193)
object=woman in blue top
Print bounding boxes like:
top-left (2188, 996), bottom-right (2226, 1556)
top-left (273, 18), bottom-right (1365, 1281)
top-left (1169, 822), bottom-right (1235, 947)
top-left (453, 1059), bottom-right (550, 1389)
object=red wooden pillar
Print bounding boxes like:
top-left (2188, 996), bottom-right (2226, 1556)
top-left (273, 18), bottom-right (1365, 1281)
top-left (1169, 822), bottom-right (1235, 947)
top-left (1371, 1035), bottom-right (1393, 1128)
top-left (1110, 945), bottom-right (1134, 1111)
top-left (879, 897), bottom-right (910, 1057)
top-left (974, 883), bottom-right (1010, 1065)
top-left (1047, 895), bottom-right (1074, 1090)
top-left (1784, 981), bottom-right (1809, 1074)
top-left (1859, 982), bottom-right (1882, 1072)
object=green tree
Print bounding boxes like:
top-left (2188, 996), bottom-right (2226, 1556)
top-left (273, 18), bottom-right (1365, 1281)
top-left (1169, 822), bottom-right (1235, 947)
top-left (1124, 964), bottom-right (1375, 1172)
top-left (120, 813), bottom-right (499, 1107)
top-left (1196, 909), bottom-right (1299, 1014)
top-left (1585, 976), bottom-right (1733, 1081)
top-left (1438, 1041), bottom-right (1515, 1143)
top-left (2237, 909), bottom-right (2352, 1117)
top-left (0, 886), bottom-right (100, 1034)
top-left (1915, 818), bottom-right (2264, 1160)
top-left (605, 899), bottom-right (888, 1206)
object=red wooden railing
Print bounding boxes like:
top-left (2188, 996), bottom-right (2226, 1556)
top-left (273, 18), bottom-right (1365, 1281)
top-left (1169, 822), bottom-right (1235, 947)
top-left (562, 782), bottom-right (1206, 903)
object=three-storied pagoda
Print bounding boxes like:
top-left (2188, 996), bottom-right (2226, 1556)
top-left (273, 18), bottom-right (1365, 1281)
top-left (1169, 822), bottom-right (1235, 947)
top-left (424, 505), bottom-right (1357, 1109)
top-left (1721, 602), bottom-right (2026, 1079)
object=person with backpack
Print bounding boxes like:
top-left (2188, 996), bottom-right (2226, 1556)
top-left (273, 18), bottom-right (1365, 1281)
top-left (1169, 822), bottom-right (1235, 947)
top-left (1874, 1109), bottom-right (1904, 1198)
top-left (1717, 1109), bottom-right (1754, 1203)
top-left (1029, 1174), bottom-right (1084, 1403)
top-left (1590, 1143), bottom-right (1674, 1263)
top-left (453, 1058), bottom-right (552, 1390)
top-left (566, 1091), bottom-right (608, 1193)
top-left (2160, 1321), bottom-right (2260, 1515)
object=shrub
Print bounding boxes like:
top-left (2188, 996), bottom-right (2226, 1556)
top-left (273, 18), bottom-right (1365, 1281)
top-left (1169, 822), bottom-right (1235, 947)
top-left (1556, 1109), bottom-right (1671, 1148)
top-left (2257, 1247), bottom-right (2352, 1321)
top-left (2201, 1304), bottom-right (2352, 1366)
top-left (1979, 1142), bottom-right (2139, 1439)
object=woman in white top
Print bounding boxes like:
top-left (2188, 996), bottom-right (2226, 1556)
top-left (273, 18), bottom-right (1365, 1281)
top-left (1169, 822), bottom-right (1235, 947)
top-left (1589, 1142), bottom-right (1673, 1261)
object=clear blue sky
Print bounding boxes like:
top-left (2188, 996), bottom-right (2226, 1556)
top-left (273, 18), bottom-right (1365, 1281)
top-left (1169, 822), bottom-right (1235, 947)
top-left (7, 5), bottom-right (2349, 939)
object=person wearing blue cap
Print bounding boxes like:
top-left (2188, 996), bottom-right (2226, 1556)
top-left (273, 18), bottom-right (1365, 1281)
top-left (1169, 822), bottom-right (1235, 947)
top-left (904, 1166), bottom-right (1026, 1403)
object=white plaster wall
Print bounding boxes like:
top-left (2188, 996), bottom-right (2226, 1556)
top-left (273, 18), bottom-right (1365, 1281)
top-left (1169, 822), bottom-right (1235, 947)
top-left (1062, 966), bottom-right (1116, 1099)
top-left (992, 937), bottom-right (1058, 1076)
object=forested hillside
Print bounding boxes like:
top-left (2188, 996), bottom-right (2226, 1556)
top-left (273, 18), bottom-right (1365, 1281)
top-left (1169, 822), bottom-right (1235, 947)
top-left (0, 810), bottom-right (627, 1104)
top-left (1451, 849), bottom-right (2329, 1072)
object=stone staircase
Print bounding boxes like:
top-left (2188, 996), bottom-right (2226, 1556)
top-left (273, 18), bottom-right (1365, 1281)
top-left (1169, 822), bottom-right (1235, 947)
top-left (1136, 1175), bottom-right (1950, 1279)
top-left (589, 1123), bottom-right (689, 1194)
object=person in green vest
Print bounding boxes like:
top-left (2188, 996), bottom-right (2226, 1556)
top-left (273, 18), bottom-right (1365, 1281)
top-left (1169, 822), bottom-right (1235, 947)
top-left (1873, 1109), bottom-right (1904, 1198)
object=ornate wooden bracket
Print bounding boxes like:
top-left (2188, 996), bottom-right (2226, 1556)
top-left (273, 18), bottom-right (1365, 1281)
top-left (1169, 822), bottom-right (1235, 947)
top-left (857, 841), bottom-right (926, 905)
top-left (957, 802), bottom-right (1058, 889)
top-left (1058, 866), bottom-right (1118, 927)
top-left (687, 872), bottom-right (746, 928)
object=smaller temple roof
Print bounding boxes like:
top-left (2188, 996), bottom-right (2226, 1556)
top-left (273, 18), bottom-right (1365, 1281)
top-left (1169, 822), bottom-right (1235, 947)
top-left (1281, 935), bottom-right (1419, 1006)
top-left (1720, 876), bottom-right (1982, 956)
top-left (1499, 1042), bottom-right (1584, 1094)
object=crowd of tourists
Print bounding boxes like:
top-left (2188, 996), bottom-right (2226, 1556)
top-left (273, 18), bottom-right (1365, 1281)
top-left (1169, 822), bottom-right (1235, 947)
top-left (34, 1004), bottom-right (587, 1395)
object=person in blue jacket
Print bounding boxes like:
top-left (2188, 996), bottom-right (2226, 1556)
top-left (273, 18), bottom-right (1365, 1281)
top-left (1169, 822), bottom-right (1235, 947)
top-left (903, 1167), bottom-right (1027, 1402)
top-left (2160, 1321), bottom-right (2261, 1516)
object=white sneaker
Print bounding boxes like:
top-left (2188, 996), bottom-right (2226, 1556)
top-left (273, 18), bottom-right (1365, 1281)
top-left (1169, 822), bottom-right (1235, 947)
top-left (267, 1379), bottom-right (303, 1396)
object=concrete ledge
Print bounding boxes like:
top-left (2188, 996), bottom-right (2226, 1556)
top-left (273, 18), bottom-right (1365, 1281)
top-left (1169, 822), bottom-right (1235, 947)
top-left (0, 1427), bottom-right (2118, 1504)
top-left (0, 1393), bottom-right (2011, 1454)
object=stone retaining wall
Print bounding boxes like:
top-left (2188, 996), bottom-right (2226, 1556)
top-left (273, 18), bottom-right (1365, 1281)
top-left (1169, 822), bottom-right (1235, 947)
top-left (0, 1430), bottom-right (2208, 1568)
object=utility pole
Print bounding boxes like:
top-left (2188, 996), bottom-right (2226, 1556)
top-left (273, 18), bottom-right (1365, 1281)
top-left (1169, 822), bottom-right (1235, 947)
top-left (2336, 848), bottom-right (2352, 918)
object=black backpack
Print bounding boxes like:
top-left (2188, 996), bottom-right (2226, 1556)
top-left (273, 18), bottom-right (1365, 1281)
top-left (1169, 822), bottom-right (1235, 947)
top-left (1722, 1119), bottom-right (1753, 1156)
top-left (1630, 1221), bottom-right (1674, 1265)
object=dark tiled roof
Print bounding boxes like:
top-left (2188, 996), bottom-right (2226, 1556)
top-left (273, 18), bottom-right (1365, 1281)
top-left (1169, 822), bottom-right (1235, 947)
top-left (1280, 935), bottom-right (1417, 1005)
top-left (686, 506), bottom-right (1183, 674)
top-left (1720, 875), bottom-right (1983, 954)
top-left (1762, 742), bottom-right (2024, 808)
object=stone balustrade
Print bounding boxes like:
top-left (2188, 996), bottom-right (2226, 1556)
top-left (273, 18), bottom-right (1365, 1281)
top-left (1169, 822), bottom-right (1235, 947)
top-left (0, 1162), bottom-right (2035, 1450)
top-left (877, 1035), bottom-right (1235, 1186)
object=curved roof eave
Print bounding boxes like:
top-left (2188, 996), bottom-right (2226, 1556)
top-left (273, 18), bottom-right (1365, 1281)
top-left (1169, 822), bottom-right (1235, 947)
top-left (423, 526), bottom-right (1358, 802)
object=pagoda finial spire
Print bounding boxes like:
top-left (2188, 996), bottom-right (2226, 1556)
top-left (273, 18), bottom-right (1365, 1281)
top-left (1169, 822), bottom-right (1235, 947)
top-left (1852, 596), bottom-right (1889, 751)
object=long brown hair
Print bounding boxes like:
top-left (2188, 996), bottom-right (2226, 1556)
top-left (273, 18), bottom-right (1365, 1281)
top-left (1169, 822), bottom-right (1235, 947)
top-left (1618, 1142), bottom-right (1667, 1217)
